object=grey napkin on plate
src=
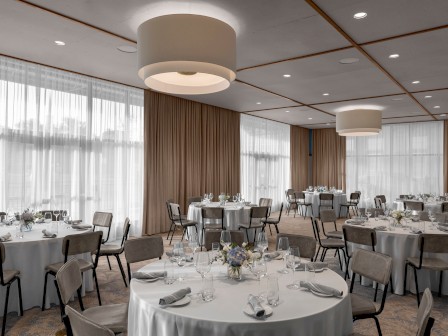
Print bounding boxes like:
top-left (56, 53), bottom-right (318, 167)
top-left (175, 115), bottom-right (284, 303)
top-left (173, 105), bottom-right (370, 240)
top-left (42, 229), bottom-right (57, 238)
top-left (0, 232), bottom-right (11, 242)
top-left (159, 287), bottom-right (191, 305)
top-left (295, 262), bottom-right (328, 271)
top-left (264, 251), bottom-right (281, 260)
top-left (248, 294), bottom-right (265, 317)
top-left (300, 281), bottom-right (343, 297)
top-left (67, 220), bottom-right (82, 224)
top-left (374, 226), bottom-right (388, 231)
top-left (72, 224), bottom-right (92, 229)
top-left (133, 271), bottom-right (166, 280)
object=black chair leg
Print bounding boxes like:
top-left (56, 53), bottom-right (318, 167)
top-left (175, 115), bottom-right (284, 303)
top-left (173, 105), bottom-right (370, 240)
top-left (106, 255), bottom-right (112, 270)
top-left (336, 249), bottom-right (343, 271)
top-left (344, 256), bottom-right (351, 280)
top-left (93, 269), bottom-right (102, 306)
top-left (17, 278), bottom-right (23, 316)
top-left (127, 263), bottom-right (132, 285)
top-left (77, 288), bottom-right (85, 311)
top-left (2, 284), bottom-right (10, 336)
top-left (42, 271), bottom-right (49, 311)
top-left (413, 267), bottom-right (420, 306)
top-left (275, 224), bottom-right (279, 234)
top-left (439, 271), bottom-right (443, 297)
top-left (373, 316), bottom-right (382, 336)
top-left (115, 254), bottom-right (128, 287)
top-left (403, 263), bottom-right (408, 295)
top-left (245, 229), bottom-right (250, 243)
top-left (314, 246), bottom-right (321, 262)
top-left (390, 275), bottom-right (394, 293)
top-left (374, 283), bottom-right (379, 302)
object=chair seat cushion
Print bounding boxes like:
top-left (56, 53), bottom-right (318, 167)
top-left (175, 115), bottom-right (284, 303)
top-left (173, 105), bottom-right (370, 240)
top-left (262, 218), bottom-right (279, 224)
top-left (238, 223), bottom-right (264, 229)
top-left (99, 244), bottom-right (123, 255)
top-left (2, 269), bottom-right (20, 284)
top-left (203, 224), bottom-right (222, 230)
top-left (174, 220), bottom-right (197, 227)
top-left (173, 215), bottom-right (187, 221)
top-left (326, 231), bottom-right (343, 239)
top-left (407, 257), bottom-right (448, 270)
top-left (351, 293), bottom-right (378, 316)
top-left (46, 259), bottom-right (93, 274)
top-left (83, 303), bottom-right (128, 333)
top-left (320, 239), bottom-right (345, 248)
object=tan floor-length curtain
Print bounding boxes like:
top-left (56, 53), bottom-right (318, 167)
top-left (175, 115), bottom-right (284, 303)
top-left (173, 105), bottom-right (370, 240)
top-left (143, 90), bottom-right (240, 235)
top-left (444, 120), bottom-right (448, 193)
top-left (312, 128), bottom-right (346, 190)
top-left (290, 126), bottom-right (309, 191)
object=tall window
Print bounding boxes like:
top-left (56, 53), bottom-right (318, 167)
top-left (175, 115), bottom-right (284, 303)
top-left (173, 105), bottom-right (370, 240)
top-left (240, 115), bottom-right (290, 210)
top-left (346, 121), bottom-right (443, 208)
top-left (0, 56), bottom-right (144, 238)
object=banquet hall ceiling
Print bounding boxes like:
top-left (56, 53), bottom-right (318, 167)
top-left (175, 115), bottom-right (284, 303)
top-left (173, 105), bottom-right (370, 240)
top-left (1, 0), bottom-right (447, 128)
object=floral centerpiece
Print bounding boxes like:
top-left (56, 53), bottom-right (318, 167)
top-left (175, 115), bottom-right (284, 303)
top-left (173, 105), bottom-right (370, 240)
top-left (18, 209), bottom-right (42, 232)
top-left (390, 210), bottom-right (408, 226)
top-left (220, 242), bottom-right (260, 280)
top-left (218, 192), bottom-right (230, 206)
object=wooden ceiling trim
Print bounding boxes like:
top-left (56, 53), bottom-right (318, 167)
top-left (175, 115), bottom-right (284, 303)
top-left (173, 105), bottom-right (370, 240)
top-left (310, 93), bottom-right (405, 106)
top-left (242, 105), bottom-right (302, 113)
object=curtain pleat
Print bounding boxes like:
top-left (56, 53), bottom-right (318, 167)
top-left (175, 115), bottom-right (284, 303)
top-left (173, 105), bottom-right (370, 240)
top-left (444, 120), bottom-right (448, 193)
top-left (312, 128), bottom-right (346, 190)
top-left (290, 126), bottom-right (309, 191)
top-left (143, 91), bottom-right (240, 235)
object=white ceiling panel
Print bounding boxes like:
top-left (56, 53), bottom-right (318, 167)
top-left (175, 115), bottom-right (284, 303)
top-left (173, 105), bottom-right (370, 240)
top-left (238, 48), bottom-right (403, 105)
top-left (314, 94), bottom-right (430, 119)
top-left (413, 90), bottom-right (448, 115)
top-left (365, 30), bottom-right (448, 92)
top-left (247, 106), bottom-right (334, 126)
top-left (314, 0), bottom-right (448, 44)
top-left (307, 122), bottom-right (335, 129)
top-left (382, 116), bottom-right (434, 125)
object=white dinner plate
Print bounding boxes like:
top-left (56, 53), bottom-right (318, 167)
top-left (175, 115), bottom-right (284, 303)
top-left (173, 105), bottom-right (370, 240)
top-left (243, 304), bottom-right (273, 318)
top-left (134, 277), bottom-right (163, 283)
top-left (160, 296), bottom-right (191, 307)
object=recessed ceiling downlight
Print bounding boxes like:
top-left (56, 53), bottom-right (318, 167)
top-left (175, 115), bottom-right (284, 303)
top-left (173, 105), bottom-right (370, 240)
top-left (388, 54), bottom-right (400, 59)
top-left (285, 110), bottom-right (290, 113)
top-left (353, 12), bottom-right (367, 19)
top-left (339, 58), bottom-right (359, 64)
top-left (424, 96), bottom-right (432, 99)
top-left (54, 41), bottom-right (65, 46)
top-left (118, 45), bottom-right (137, 53)
top-left (283, 74), bottom-right (291, 78)
top-left (434, 106), bottom-right (440, 109)
top-left (412, 80), bottom-right (420, 84)
top-left (440, 114), bottom-right (446, 117)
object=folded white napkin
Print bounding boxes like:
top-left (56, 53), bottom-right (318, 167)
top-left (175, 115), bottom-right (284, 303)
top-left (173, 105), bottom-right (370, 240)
top-left (248, 294), bottom-right (265, 317)
top-left (295, 262), bottom-right (328, 271)
top-left (439, 226), bottom-right (448, 232)
top-left (133, 271), bottom-right (166, 280)
top-left (300, 281), bottom-right (343, 297)
top-left (0, 232), bottom-right (11, 242)
top-left (42, 229), bottom-right (57, 238)
top-left (159, 287), bottom-right (191, 305)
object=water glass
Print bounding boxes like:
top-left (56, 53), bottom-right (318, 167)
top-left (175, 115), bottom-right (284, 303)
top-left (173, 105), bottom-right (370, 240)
top-left (211, 242), bottom-right (220, 262)
top-left (220, 231), bottom-right (232, 249)
top-left (164, 261), bottom-right (176, 285)
top-left (196, 252), bottom-right (211, 279)
top-left (286, 247), bottom-right (300, 290)
top-left (305, 263), bottom-right (315, 282)
top-left (51, 221), bottom-right (59, 235)
top-left (256, 232), bottom-right (268, 255)
top-left (267, 275), bottom-right (280, 306)
top-left (277, 237), bottom-right (290, 274)
top-left (201, 274), bottom-right (215, 302)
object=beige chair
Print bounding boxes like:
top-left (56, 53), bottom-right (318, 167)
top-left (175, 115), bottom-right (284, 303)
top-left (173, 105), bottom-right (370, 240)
top-left (261, 203), bottom-right (283, 235)
top-left (404, 234), bottom-right (448, 305)
top-left (404, 201), bottom-right (424, 212)
top-left (165, 199), bottom-right (186, 240)
top-left (311, 218), bottom-right (346, 270)
top-left (98, 218), bottom-right (131, 287)
top-left (124, 236), bottom-right (164, 282)
top-left (319, 209), bottom-right (342, 239)
top-left (285, 189), bottom-right (298, 216)
top-left (187, 196), bottom-right (202, 206)
top-left (92, 212), bottom-right (113, 244)
top-left (416, 288), bottom-right (435, 336)
top-left (55, 259), bottom-right (127, 335)
top-left (259, 198), bottom-right (273, 216)
top-left (238, 206), bottom-right (269, 243)
top-left (201, 207), bottom-right (225, 250)
top-left (168, 203), bottom-right (198, 244)
top-left (318, 193), bottom-right (334, 217)
top-left (203, 230), bottom-right (244, 251)
top-left (340, 192), bottom-right (361, 218)
top-left (42, 231), bottom-right (103, 310)
top-left (295, 192), bottom-right (313, 219)
top-left (65, 305), bottom-right (114, 336)
top-left (350, 249), bottom-right (392, 336)
top-left (276, 234), bottom-right (316, 261)
top-left (1, 243), bottom-right (23, 336)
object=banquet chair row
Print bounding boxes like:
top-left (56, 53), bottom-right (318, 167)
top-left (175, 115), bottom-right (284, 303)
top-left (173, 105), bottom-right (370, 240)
top-left (285, 189), bottom-right (298, 216)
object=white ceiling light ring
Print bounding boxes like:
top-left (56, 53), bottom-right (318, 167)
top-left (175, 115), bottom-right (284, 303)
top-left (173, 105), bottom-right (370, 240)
top-left (336, 109), bottom-right (382, 137)
top-left (138, 14), bottom-right (236, 95)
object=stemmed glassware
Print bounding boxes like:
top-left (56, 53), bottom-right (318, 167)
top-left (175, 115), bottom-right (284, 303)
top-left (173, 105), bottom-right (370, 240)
top-left (44, 212), bottom-right (52, 223)
top-left (196, 252), bottom-right (211, 280)
top-left (210, 242), bottom-right (220, 264)
top-left (277, 237), bottom-right (290, 274)
top-left (173, 243), bottom-right (186, 267)
top-left (220, 231), bottom-right (232, 249)
top-left (188, 231), bottom-right (200, 264)
top-left (286, 247), bottom-right (301, 289)
top-left (53, 210), bottom-right (60, 222)
top-left (365, 210), bottom-right (372, 222)
top-left (256, 232), bottom-right (269, 256)
top-left (251, 258), bottom-right (267, 296)
top-left (428, 211), bottom-right (436, 229)
top-left (209, 193), bottom-right (214, 201)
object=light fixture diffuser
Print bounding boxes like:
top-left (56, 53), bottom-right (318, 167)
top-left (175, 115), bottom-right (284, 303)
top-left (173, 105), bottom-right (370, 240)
top-left (137, 14), bottom-right (236, 95)
top-left (336, 109), bottom-right (382, 136)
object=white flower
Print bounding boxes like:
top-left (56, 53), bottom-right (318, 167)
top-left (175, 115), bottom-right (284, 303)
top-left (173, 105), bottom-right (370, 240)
top-left (242, 242), bottom-right (247, 248)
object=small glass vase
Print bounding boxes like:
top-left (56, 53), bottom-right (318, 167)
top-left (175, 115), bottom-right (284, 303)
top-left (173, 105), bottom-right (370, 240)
top-left (20, 221), bottom-right (33, 232)
top-left (227, 265), bottom-right (243, 280)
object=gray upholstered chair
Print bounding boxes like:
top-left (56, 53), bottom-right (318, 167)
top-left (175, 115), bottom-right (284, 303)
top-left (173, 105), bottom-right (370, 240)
top-left (203, 230), bottom-right (244, 251)
top-left (92, 212), bottom-right (113, 244)
top-left (276, 233), bottom-right (316, 261)
top-left (368, 208), bottom-right (385, 217)
top-left (311, 217), bottom-right (346, 270)
top-left (238, 206), bottom-right (269, 243)
top-left (98, 218), bottom-right (131, 287)
top-left (416, 288), bottom-right (435, 336)
top-left (187, 196), bottom-right (202, 206)
top-left (295, 191), bottom-right (313, 219)
top-left (124, 236), bottom-right (164, 282)
top-left (42, 231), bottom-right (103, 310)
top-left (201, 207), bottom-right (225, 250)
top-left (350, 249), bottom-right (393, 336)
top-left (285, 189), bottom-right (298, 216)
top-left (1, 243), bottom-right (23, 336)
top-left (442, 202), bottom-right (448, 213)
top-left (404, 201), bottom-right (424, 212)
top-left (319, 209), bottom-right (342, 239)
top-left (318, 193), bottom-right (334, 217)
top-left (419, 211), bottom-right (430, 222)
top-left (65, 305), bottom-right (114, 336)
top-left (259, 198), bottom-right (273, 216)
top-left (55, 259), bottom-right (127, 335)
top-left (340, 192), bottom-right (361, 218)
top-left (167, 203), bottom-right (198, 244)
top-left (261, 203), bottom-right (283, 235)
top-left (404, 234), bottom-right (448, 305)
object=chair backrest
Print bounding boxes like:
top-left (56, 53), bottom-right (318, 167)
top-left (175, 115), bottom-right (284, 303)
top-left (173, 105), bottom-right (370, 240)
top-left (419, 211), bottom-right (430, 222)
top-left (259, 198), bottom-right (272, 207)
top-left (374, 197), bottom-right (383, 209)
top-left (368, 208), bottom-right (384, 217)
top-left (203, 230), bottom-right (244, 250)
top-left (120, 218), bottom-right (131, 248)
top-left (418, 234), bottom-right (448, 254)
top-left (62, 231), bottom-right (103, 260)
top-left (399, 194), bottom-right (408, 199)
top-left (187, 196), bottom-right (202, 205)
top-left (319, 209), bottom-right (337, 222)
top-left (275, 203), bottom-right (284, 221)
top-left (350, 192), bottom-right (361, 202)
top-left (375, 195), bottom-right (386, 203)
top-left (0, 242), bottom-right (4, 264)
top-left (351, 249), bottom-right (392, 286)
top-left (56, 259), bottom-right (83, 305)
top-left (310, 217), bottom-right (322, 242)
top-left (166, 199), bottom-right (175, 220)
top-left (416, 288), bottom-right (434, 336)
top-left (442, 202), bottom-right (448, 213)
top-left (404, 201), bottom-right (424, 211)
top-left (124, 236), bottom-right (164, 264)
top-left (319, 193), bottom-right (334, 201)
top-left (250, 206), bottom-right (269, 222)
top-left (295, 192), bottom-right (305, 201)
top-left (342, 225), bottom-right (376, 255)
top-left (285, 189), bottom-right (295, 199)
top-left (169, 203), bottom-right (181, 218)
top-left (201, 207), bottom-right (224, 220)
top-left (435, 212), bottom-right (448, 223)
top-left (92, 212), bottom-right (113, 228)
top-left (65, 305), bottom-right (114, 336)
top-left (276, 233), bottom-right (316, 261)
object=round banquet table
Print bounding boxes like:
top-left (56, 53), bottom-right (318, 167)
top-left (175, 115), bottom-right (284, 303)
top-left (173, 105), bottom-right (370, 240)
top-left (128, 260), bottom-right (353, 336)
top-left (0, 222), bottom-right (94, 315)
top-left (303, 192), bottom-right (347, 218)
top-left (345, 219), bottom-right (448, 295)
top-left (187, 202), bottom-right (254, 242)
top-left (393, 199), bottom-right (443, 213)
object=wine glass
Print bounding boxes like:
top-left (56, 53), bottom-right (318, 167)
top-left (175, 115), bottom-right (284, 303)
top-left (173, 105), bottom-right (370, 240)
top-left (277, 237), bottom-right (290, 274)
top-left (188, 231), bottom-right (200, 264)
top-left (220, 230), bottom-right (232, 249)
top-left (173, 243), bottom-right (186, 267)
top-left (196, 252), bottom-right (211, 280)
top-left (209, 193), bottom-right (214, 202)
top-left (286, 247), bottom-right (301, 289)
top-left (365, 210), bottom-right (371, 222)
top-left (428, 211), bottom-right (436, 229)
top-left (44, 212), bottom-right (53, 223)
top-left (53, 210), bottom-right (60, 222)
top-left (256, 232), bottom-right (269, 256)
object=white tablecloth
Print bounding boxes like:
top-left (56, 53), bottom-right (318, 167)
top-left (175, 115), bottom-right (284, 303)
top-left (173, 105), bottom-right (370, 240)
top-left (128, 260), bottom-right (353, 336)
top-left (0, 223), bottom-right (94, 315)
top-left (303, 192), bottom-right (347, 217)
top-left (393, 200), bottom-right (443, 213)
top-left (346, 219), bottom-right (448, 295)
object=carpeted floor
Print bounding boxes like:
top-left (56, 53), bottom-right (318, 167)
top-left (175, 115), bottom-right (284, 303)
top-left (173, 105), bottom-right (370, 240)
top-left (3, 212), bottom-right (448, 335)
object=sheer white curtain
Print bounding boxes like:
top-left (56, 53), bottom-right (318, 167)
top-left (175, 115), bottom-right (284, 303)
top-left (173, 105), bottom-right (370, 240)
top-left (346, 121), bottom-right (443, 208)
top-left (0, 56), bottom-right (144, 239)
top-left (240, 115), bottom-right (290, 211)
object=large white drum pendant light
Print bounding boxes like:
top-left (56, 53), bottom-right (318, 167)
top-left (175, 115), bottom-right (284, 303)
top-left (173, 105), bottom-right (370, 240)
top-left (137, 14), bottom-right (236, 95)
top-left (336, 109), bottom-right (382, 136)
